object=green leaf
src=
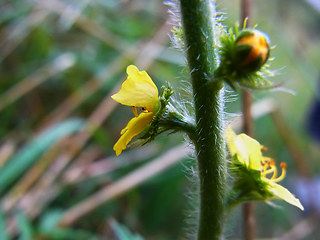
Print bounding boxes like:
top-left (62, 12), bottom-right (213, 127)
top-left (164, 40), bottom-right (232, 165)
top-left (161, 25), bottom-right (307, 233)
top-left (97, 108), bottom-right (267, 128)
top-left (39, 209), bottom-right (64, 231)
top-left (0, 118), bottom-right (85, 194)
top-left (39, 228), bottom-right (100, 240)
top-left (38, 210), bottom-right (100, 240)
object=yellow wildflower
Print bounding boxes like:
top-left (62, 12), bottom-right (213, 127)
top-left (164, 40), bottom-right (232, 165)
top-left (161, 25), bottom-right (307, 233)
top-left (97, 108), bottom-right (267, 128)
top-left (226, 126), bottom-right (304, 210)
top-left (111, 65), bottom-right (159, 156)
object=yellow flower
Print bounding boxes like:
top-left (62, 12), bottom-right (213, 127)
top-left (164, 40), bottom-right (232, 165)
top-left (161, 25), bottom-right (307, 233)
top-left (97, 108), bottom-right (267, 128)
top-left (111, 65), bottom-right (159, 156)
top-left (226, 126), bottom-right (304, 210)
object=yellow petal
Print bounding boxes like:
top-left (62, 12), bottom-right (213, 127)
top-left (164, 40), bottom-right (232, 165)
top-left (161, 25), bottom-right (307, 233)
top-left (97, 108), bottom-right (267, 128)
top-left (111, 65), bottom-right (159, 111)
top-left (265, 179), bottom-right (304, 210)
top-left (237, 134), bottom-right (263, 170)
top-left (226, 126), bottom-right (262, 170)
top-left (226, 126), bottom-right (237, 156)
top-left (113, 111), bottom-right (154, 156)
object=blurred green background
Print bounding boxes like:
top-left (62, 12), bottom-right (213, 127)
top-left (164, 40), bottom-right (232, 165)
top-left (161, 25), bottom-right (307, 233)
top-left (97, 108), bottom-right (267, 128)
top-left (0, 0), bottom-right (320, 239)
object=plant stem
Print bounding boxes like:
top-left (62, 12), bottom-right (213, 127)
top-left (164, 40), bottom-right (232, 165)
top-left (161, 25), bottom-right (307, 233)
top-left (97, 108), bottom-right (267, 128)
top-left (180, 1), bottom-right (226, 239)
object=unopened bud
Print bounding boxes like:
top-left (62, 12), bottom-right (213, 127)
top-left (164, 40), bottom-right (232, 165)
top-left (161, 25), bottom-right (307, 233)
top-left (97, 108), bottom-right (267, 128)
top-left (233, 29), bottom-right (270, 73)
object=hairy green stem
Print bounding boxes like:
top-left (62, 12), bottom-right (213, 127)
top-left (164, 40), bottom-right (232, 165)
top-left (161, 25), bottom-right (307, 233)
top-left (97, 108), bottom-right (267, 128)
top-left (180, 1), bottom-right (226, 239)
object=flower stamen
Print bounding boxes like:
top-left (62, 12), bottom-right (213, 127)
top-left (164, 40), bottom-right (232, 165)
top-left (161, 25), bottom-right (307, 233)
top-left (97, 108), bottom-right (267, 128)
top-left (261, 156), bottom-right (272, 164)
top-left (271, 162), bottom-right (287, 183)
top-left (269, 162), bottom-right (278, 180)
top-left (131, 106), bottom-right (139, 117)
top-left (261, 160), bottom-right (276, 177)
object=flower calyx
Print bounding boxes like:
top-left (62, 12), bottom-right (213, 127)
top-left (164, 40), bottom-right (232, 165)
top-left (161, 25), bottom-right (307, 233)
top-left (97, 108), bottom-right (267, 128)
top-left (139, 82), bottom-right (175, 142)
top-left (225, 126), bottom-right (304, 211)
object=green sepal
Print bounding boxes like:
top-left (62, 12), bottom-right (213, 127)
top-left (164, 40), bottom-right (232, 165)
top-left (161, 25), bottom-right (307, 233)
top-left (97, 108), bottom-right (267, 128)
top-left (231, 162), bottom-right (272, 199)
top-left (235, 29), bottom-right (255, 39)
top-left (232, 45), bottom-right (267, 73)
top-left (233, 44), bottom-right (252, 62)
top-left (153, 100), bottom-right (161, 116)
top-left (138, 82), bottom-right (174, 141)
top-left (226, 156), bottom-right (274, 210)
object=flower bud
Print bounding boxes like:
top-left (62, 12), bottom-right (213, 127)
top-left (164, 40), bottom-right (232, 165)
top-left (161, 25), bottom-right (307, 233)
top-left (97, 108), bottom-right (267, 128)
top-left (233, 29), bottom-right (270, 73)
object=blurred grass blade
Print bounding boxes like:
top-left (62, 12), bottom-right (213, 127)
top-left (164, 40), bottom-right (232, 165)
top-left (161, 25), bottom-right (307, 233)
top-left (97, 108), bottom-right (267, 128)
top-left (16, 210), bottom-right (33, 240)
top-left (0, 118), bottom-right (85, 194)
top-left (0, 210), bottom-right (9, 240)
top-left (0, 53), bottom-right (75, 112)
top-left (111, 220), bottom-right (144, 240)
top-left (0, 141), bottom-right (15, 168)
top-left (57, 0), bottom-right (91, 31)
top-left (0, 9), bottom-right (49, 62)
top-left (59, 144), bottom-right (190, 227)
top-left (34, 0), bottom-right (127, 50)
